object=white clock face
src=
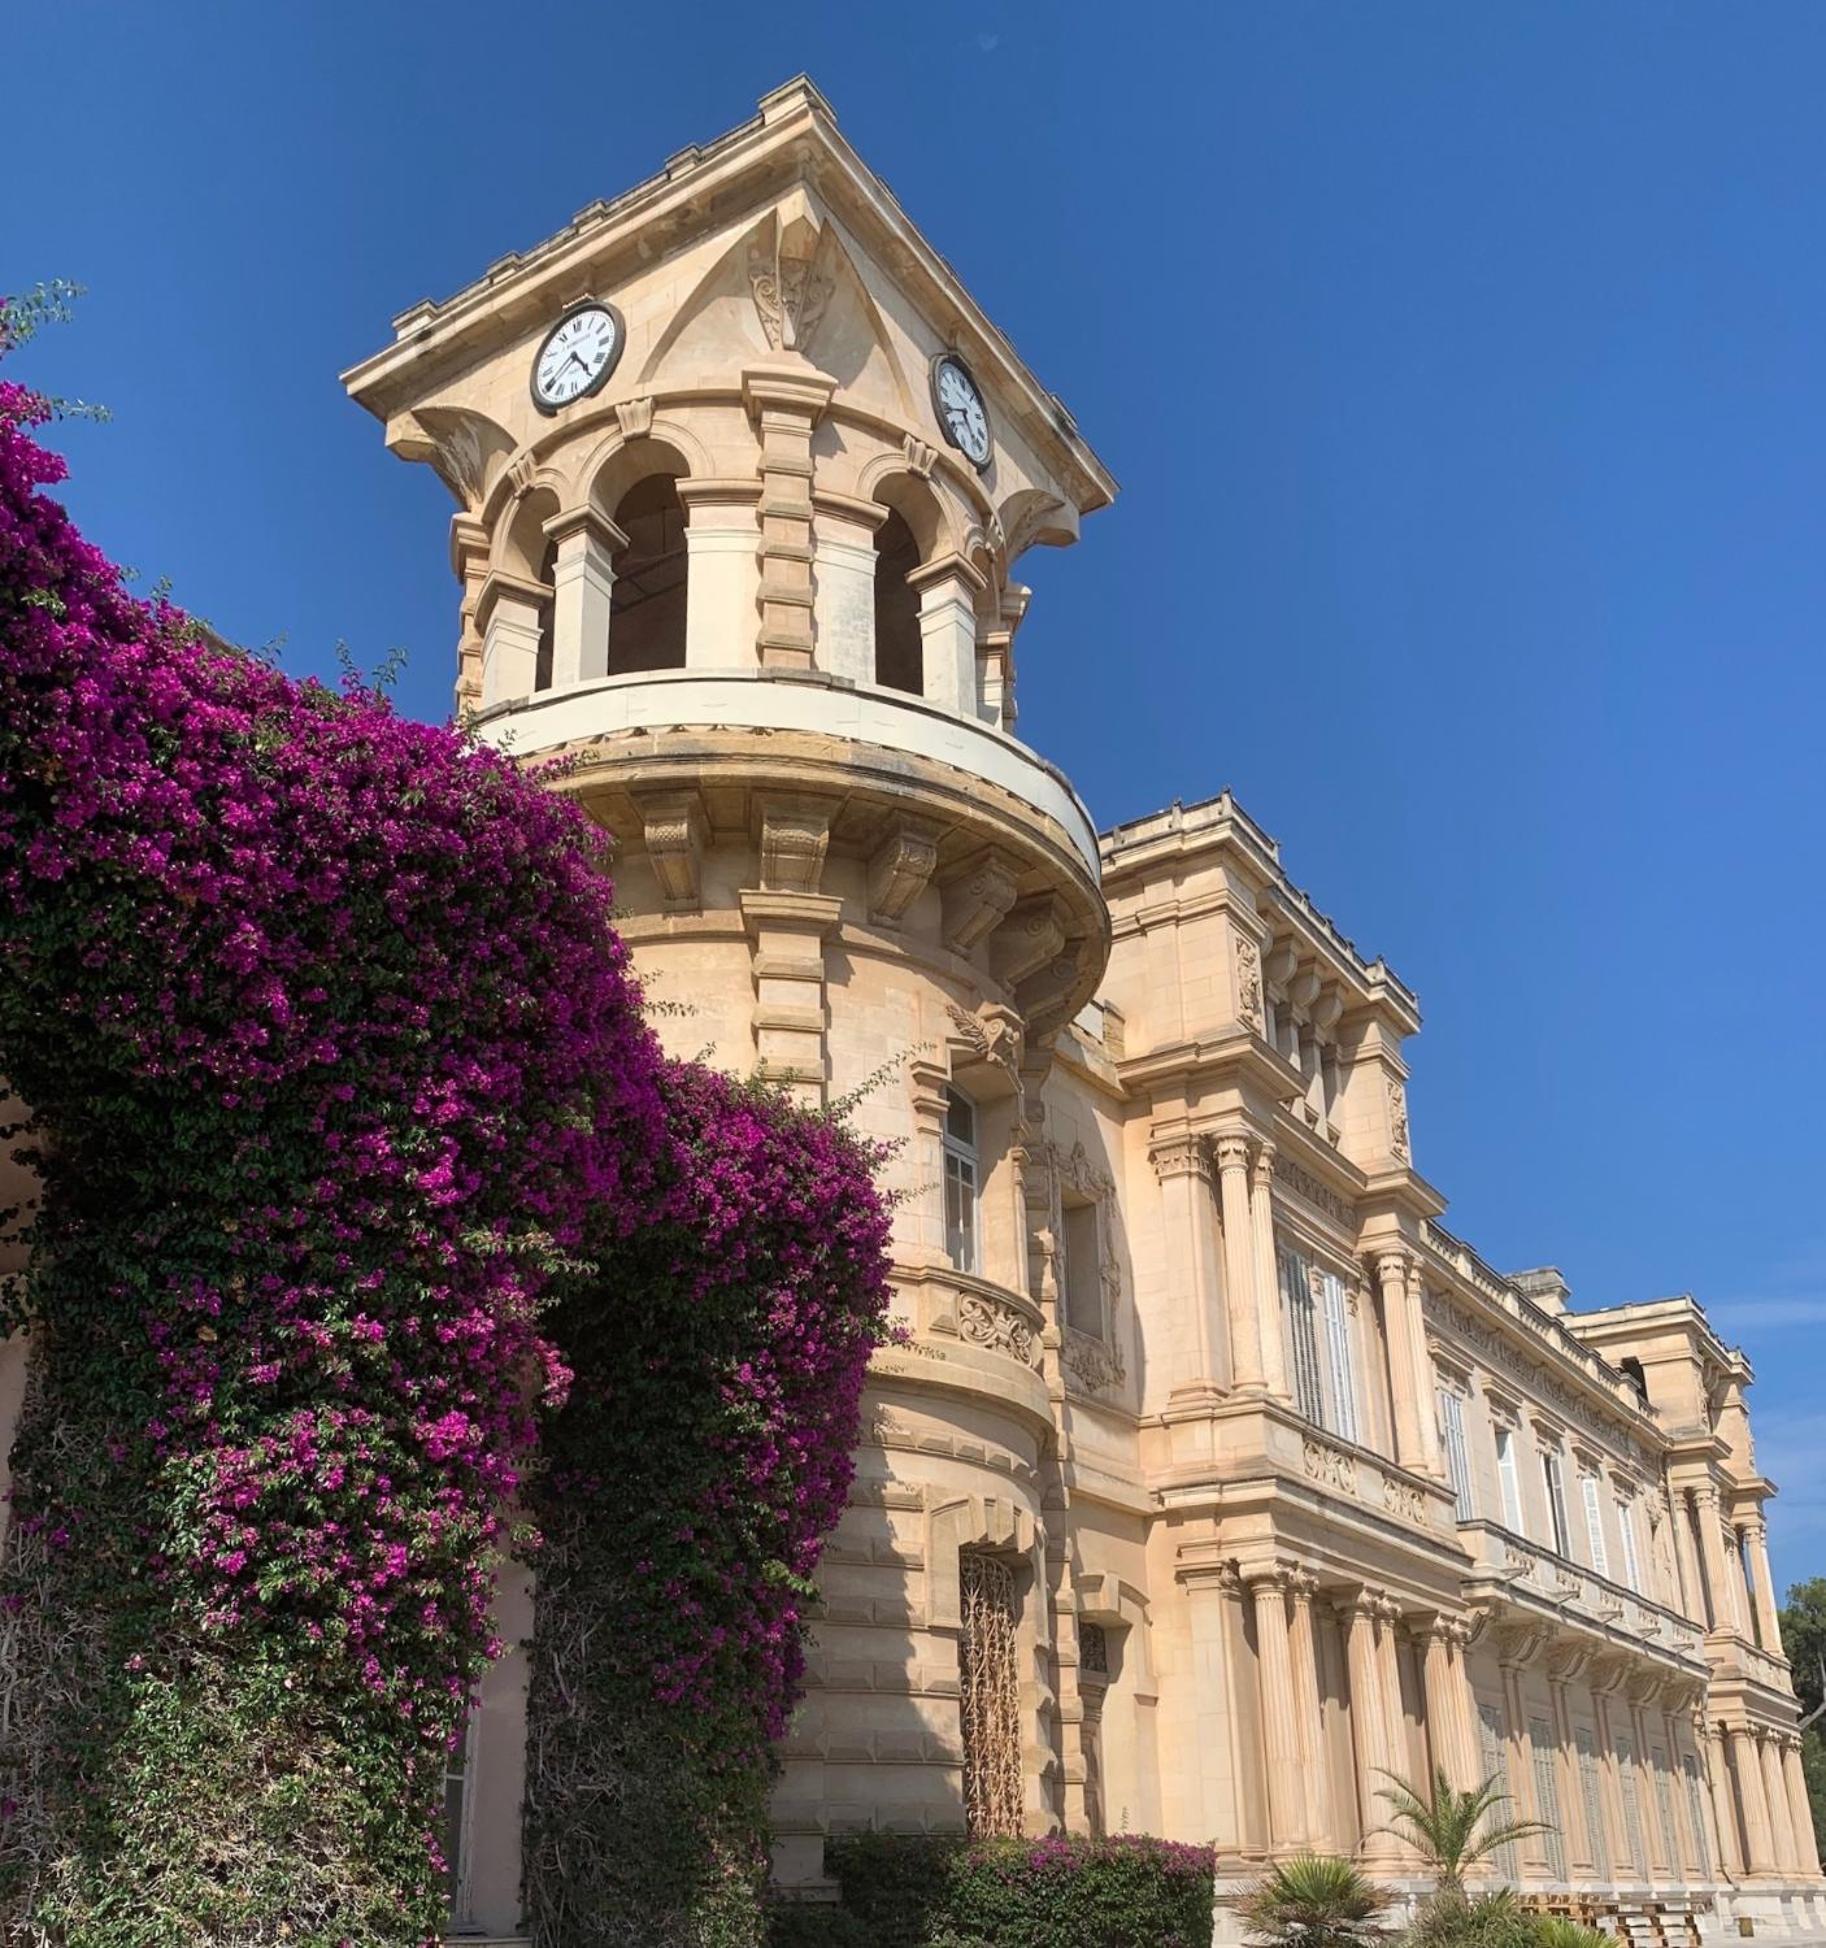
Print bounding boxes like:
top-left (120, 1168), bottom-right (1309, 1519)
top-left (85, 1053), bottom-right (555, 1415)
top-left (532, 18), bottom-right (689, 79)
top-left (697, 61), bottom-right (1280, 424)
top-left (532, 304), bottom-right (622, 412)
top-left (934, 355), bottom-right (991, 468)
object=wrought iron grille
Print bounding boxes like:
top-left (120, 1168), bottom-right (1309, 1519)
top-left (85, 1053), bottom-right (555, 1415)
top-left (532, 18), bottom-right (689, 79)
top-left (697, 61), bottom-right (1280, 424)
top-left (960, 1551), bottom-right (1023, 1837)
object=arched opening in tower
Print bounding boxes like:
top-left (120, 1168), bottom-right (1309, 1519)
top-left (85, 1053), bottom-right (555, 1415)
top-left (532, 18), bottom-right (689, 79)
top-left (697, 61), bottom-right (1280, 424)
top-left (873, 508), bottom-right (923, 695)
top-left (609, 473), bottom-right (688, 674)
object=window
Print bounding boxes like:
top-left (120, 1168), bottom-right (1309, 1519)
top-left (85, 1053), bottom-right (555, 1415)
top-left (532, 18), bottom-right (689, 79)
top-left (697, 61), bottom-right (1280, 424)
top-left (608, 473), bottom-right (687, 673)
top-left (1580, 1470), bottom-right (1610, 1577)
top-left (1439, 1390), bottom-right (1474, 1522)
top-left (959, 1552), bottom-right (1022, 1837)
top-left (1496, 1425), bottom-right (1525, 1533)
top-left (1318, 1270), bottom-right (1358, 1443)
top-left (1061, 1198), bottom-right (1104, 1336)
top-left (1279, 1246), bottom-right (1327, 1428)
top-left (1618, 1498), bottom-right (1643, 1593)
top-left (1542, 1448), bottom-right (1571, 1558)
top-left (873, 508), bottom-right (924, 694)
top-left (1577, 1726), bottom-right (1610, 1875)
top-left (1477, 1702), bottom-right (1519, 1878)
top-left (943, 1088), bottom-right (979, 1275)
top-left (1531, 1718), bottom-right (1568, 1880)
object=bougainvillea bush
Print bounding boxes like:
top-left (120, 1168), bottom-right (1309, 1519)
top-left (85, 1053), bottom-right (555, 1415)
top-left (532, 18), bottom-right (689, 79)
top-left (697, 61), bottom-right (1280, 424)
top-left (0, 312), bottom-right (890, 1945)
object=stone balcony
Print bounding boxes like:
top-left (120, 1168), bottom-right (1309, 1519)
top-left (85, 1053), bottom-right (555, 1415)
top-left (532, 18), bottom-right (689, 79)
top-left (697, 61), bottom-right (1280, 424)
top-left (1460, 1518), bottom-right (1710, 1681)
top-left (476, 668), bottom-right (1109, 1030)
top-left (867, 1262), bottom-right (1053, 1438)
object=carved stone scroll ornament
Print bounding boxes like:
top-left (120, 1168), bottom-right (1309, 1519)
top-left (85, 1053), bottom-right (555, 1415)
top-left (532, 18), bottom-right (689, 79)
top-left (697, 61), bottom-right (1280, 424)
top-left (1387, 1077), bottom-right (1412, 1163)
top-left (957, 1291), bottom-right (1041, 1369)
top-left (946, 1001), bottom-right (1023, 1082)
top-left (748, 204), bottom-right (838, 353)
top-left (1062, 1330), bottom-right (1126, 1395)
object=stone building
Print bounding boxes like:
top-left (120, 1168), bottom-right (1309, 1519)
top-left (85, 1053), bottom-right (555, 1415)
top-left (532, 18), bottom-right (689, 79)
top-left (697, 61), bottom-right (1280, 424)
top-left (334, 74), bottom-right (1820, 1942)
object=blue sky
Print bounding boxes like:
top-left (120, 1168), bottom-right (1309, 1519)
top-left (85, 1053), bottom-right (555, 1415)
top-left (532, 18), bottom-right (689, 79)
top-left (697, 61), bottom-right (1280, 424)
top-left (9, 3), bottom-right (1825, 1591)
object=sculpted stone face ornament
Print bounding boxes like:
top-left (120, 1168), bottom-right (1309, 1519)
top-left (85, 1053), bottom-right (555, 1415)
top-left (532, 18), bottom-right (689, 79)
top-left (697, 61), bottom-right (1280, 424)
top-left (931, 351), bottom-right (992, 469)
top-left (530, 300), bottom-right (625, 414)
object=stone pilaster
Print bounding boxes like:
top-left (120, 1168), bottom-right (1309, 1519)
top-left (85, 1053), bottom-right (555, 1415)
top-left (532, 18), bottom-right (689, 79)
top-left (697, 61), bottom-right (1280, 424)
top-left (1728, 1722), bottom-right (1776, 1877)
top-left (450, 513), bottom-right (489, 714)
top-left (743, 370), bottom-right (833, 670)
top-left (1248, 1140), bottom-right (1290, 1400)
top-left (1214, 1132), bottom-right (1264, 1393)
top-left (907, 552), bottom-right (988, 719)
top-left (1422, 1619), bottom-right (1476, 1790)
top-left (1695, 1484), bottom-right (1737, 1636)
top-left (1744, 1515), bottom-right (1784, 1654)
top-left (677, 479), bottom-right (762, 670)
top-left (542, 505), bottom-right (624, 690)
top-left (1375, 1249), bottom-right (1428, 1473)
top-left (1782, 1734), bottom-right (1823, 1878)
top-left (1248, 1570), bottom-right (1307, 1852)
top-left (1759, 1727), bottom-right (1797, 1875)
top-left (1548, 1659), bottom-right (1593, 1872)
top-left (1342, 1594), bottom-right (1396, 1862)
top-left (741, 794), bottom-right (840, 1107)
top-left (1404, 1258), bottom-right (1445, 1478)
top-left (1705, 1718), bottom-right (1745, 1880)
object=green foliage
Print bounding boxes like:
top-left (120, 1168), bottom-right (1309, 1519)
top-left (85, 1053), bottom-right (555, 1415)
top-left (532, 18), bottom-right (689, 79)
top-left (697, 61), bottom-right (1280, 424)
top-left (1778, 1578), bottom-right (1826, 1840)
top-left (763, 1901), bottom-right (876, 1948)
top-left (0, 281), bottom-right (111, 419)
top-left (1527, 1918), bottom-right (1612, 1948)
top-left (1375, 1769), bottom-right (1550, 1893)
top-left (1239, 1852), bottom-right (1391, 1948)
top-left (1406, 1889), bottom-right (1539, 1948)
top-left (819, 1832), bottom-right (1216, 1948)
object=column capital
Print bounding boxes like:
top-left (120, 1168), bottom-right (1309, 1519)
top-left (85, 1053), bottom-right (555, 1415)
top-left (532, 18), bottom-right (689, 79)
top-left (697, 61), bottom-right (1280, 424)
top-left (541, 503), bottom-right (627, 552)
top-left (1286, 1568), bottom-right (1320, 1604)
top-left (741, 366), bottom-right (836, 423)
top-left (906, 549), bottom-right (990, 599)
top-left (1211, 1128), bottom-right (1254, 1174)
top-left (1148, 1131), bottom-right (1212, 1185)
top-left (1372, 1244), bottom-right (1414, 1286)
top-left (474, 566), bottom-right (549, 632)
top-left (1249, 1137), bottom-right (1277, 1189)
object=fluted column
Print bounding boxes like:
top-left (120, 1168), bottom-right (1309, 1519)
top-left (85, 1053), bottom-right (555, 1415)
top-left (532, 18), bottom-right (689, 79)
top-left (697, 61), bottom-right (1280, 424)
top-left (1422, 1620), bottom-right (1477, 1790)
top-left (1729, 1723), bottom-right (1776, 1876)
top-left (1672, 1490), bottom-right (1708, 1627)
top-left (1744, 1517), bottom-right (1784, 1655)
top-left (1250, 1570), bottom-right (1307, 1852)
top-left (1500, 1651), bottom-right (1546, 1878)
top-left (1375, 1250), bottom-right (1427, 1472)
top-left (1215, 1133), bottom-right (1265, 1393)
top-left (1375, 1601), bottom-right (1418, 1868)
top-left (1150, 1133), bottom-right (1223, 1396)
top-left (1782, 1735), bottom-right (1823, 1878)
top-left (1696, 1485), bottom-right (1737, 1635)
top-left (1248, 1140), bottom-right (1291, 1399)
top-left (1342, 1595), bottom-right (1397, 1861)
top-left (1404, 1258), bottom-right (1445, 1479)
top-left (543, 505), bottom-right (624, 689)
top-left (1760, 1728), bottom-right (1797, 1875)
top-left (1705, 1719), bottom-right (1744, 1881)
top-left (1549, 1671), bottom-right (1593, 1872)
top-left (1287, 1572), bottom-right (1334, 1847)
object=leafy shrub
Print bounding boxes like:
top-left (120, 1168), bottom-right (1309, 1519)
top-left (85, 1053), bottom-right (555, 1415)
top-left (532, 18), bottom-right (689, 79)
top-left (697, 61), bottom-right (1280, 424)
top-left (1407, 1888), bottom-right (1540, 1948)
top-left (1240, 1852), bottom-right (1392, 1948)
top-left (823, 1832), bottom-right (1216, 1948)
top-left (764, 1899), bottom-right (877, 1948)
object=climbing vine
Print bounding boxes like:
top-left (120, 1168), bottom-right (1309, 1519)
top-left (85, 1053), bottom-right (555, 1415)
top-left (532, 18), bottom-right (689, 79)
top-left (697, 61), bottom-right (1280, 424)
top-left (0, 307), bottom-right (891, 1945)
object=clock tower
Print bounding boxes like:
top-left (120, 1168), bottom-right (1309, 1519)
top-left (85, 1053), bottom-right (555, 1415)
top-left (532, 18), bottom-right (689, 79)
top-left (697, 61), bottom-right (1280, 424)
top-left (346, 75), bottom-right (1118, 1919)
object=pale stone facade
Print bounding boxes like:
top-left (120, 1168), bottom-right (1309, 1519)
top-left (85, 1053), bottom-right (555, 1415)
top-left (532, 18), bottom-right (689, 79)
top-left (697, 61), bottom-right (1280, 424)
top-left (332, 73), bottom-right (1813, 1943)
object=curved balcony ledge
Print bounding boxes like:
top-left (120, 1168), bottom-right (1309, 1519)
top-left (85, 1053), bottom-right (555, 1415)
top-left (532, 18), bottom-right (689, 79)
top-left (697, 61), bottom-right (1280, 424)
top-left (474, 668), bottom-right (1101, 887)
top-left (866, 1263), bottom-right (1053, 1436)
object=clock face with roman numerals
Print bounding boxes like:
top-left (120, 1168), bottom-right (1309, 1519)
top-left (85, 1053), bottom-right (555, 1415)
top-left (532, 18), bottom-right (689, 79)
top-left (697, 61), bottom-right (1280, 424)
top-left (931, 353), bottom-right (992, 470)
top-left (531, 301), bottom-right (624, 414)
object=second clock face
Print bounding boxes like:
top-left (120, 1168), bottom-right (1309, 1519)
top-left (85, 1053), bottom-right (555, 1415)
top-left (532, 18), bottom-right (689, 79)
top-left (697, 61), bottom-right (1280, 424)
top-left (932, 354), bottom-right (992, 469)
top-left (532, 303), bottom-right (623, 413)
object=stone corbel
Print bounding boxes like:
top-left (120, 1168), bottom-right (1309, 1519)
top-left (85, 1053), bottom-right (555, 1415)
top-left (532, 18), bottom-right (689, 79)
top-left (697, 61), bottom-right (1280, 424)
top-left (926, 1493), bottom-right (1038, 1630)
top-left (756, 793), bottom-right (835, 896)
top-left (866, 815), bottom-right (939, 927)
top-left (942, 848), bottom-right (1020, 955)
top-left (990, 893), bottom-right (1068, 991)
top-left (901, 432), bottom-right (937, 479)
top-left (632, 790), bottom-right (706, 912)
top-left (615, 395), bottom-right (655, 441)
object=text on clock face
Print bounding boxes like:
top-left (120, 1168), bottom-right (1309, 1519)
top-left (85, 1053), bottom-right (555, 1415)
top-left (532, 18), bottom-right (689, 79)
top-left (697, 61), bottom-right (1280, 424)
top-left (534, 306), bottom-right (621, 407)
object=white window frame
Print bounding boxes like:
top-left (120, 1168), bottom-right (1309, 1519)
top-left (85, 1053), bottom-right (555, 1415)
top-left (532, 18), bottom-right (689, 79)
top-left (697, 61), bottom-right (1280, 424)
top-left (1438, 1387), bottom-right (1474, 1521)
top-left (1542, 1447), bottom-right (1572, 1559)
top-left (943, 1086), bottom-right (981, 1276)
top-left (1495, 1423), bottom-right (1525, 1534)
top-left (1580, 1468), bottom-right (1610, 1577)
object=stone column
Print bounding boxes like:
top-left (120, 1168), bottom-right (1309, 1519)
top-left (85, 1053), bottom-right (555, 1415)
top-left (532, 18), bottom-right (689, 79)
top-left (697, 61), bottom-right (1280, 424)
top-left (1500, 1650), bottom-right (1547, 1878)
top-left (1375, 1602), bottom-right (1414, 1861)
top-left (744, 370), bottom-right (833, 670)
top-left (1760, 1729), bottom-right (1797, 1875)
top-left (1704, 1719), bottom-right (1745, 1881)
top-left (1695, 1485), bottom-right (1737, 1635)
top-left (1671, 1489), bottom-right (1708, 1628)
top-left (1215, 1134), bottom-right (1265, 1393)
top-left (1188, 1572), bottom-right (1250, 1865)
top-left (476, 570), bottom-right (547, 708)
top-left (1549, 1669), bottom-right (1593, 1872)
top-left (678, 480), bottom-right (761, 670)
top-left (907, 553), bottom-right (987, 720)
top-left (1405, 1259), bottom-right (1446, 1479)
top-left (1781, 1735), bottom-right (1823, 1878)
top-left (1744, 1517), bottom-right (1784, 1655)
top-left (1248, 1140), bottom-right (1291, 1400)
top-left (1288, 1572), bottom-right (1334, 1848)
top-left (1342, 1595), bottom-right (1396, 1861)
top-left (450, 513), bottom-right (489, 714)
top-left (542, 505), bottom-right (623, 689)
top-left (1728, 1723), bottom-right (1776, 1877)
top-left (1150, 1133), bottom-right (1224, 1399)
top-left (1422, 1620), bottom-right (1475, 1789)
top-left (1250, 1570), bottom-right (1308, 1852)
top-left (1375, 1250), bottom-right (1427, 1472)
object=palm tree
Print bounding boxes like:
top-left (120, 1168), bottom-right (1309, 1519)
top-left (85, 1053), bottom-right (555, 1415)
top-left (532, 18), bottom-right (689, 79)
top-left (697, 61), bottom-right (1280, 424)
top-left (1375, 1767), bottom-right (1550, 1893)
top-left (1239, 1852), bottom-right (1392, 1948)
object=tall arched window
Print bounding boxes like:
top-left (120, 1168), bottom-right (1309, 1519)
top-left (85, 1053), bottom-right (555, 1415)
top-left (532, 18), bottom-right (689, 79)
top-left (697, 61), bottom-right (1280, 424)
top-left (609, 473), bottom-right (687, 673)
top-left (873, 508), bottom-right (923, 694)
top-left (942, 1086), bottom-right (979, 1275)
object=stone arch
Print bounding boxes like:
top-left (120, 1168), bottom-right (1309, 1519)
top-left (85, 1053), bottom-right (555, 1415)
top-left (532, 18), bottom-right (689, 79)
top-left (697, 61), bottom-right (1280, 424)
top-left (493, 485), bottom-right (561, 691)
top-left (577, 420), bottom-right (709, 515)
top-left (864, 468), bottom-right (947, 696)
top-left (582, 439), bottom-right (695, 678)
